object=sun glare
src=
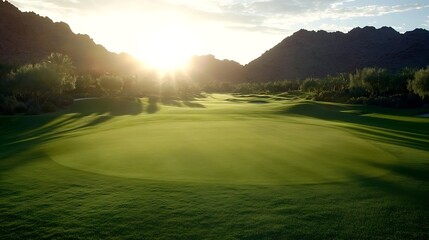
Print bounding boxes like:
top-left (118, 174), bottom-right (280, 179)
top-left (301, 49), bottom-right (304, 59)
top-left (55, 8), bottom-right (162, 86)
top-left (135, 26), bottom-right (197, 73)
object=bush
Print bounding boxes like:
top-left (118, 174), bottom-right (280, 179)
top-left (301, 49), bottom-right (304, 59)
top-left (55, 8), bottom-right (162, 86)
top-left (0, 95), bottom-right (18, 114)
top-left (348, 87), bottom-right (369, 98)
top-left (25, 101), bottom-right (41, 115)
top-left (314, 90), bottom-right (349, 103)
top-left (98, 75), bottom-right (123, 96)
top-left (41, 102), bottom-right (58, 113)
top-left (14, 101), bottom-right (27, 114)
top-left (347, 96), bottom-right (369, 105)
top-left (7, 64), bottom-right (62, 98)
top-left (408, 67), bottom-right (429, 98)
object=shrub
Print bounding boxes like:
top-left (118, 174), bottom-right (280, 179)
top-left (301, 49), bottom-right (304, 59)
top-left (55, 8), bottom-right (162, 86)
top-left (408, 67), bottom-right (429, 98)
top-left (7, 64), bottom-right (62, 98)
top-left (98, 75), bottom-right (123, 96)
top-left (14, 101), bottom-right (27, 114)
top-left (301, 78), bottom-right (321, 93)
top-left (348, 86), bottom-right (369, 98)
top-left (41, 102), bottom-right (58, 113)
top-left (0, 95), bottom-right (18, 114)
top-left (347, 96), bottom-right (369, 105)
top-left (44, 53), bottom-right (76, 92)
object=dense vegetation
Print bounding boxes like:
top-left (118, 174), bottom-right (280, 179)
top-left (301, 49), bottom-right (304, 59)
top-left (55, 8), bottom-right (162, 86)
top-left (212, 67), bottom-right (429, 108)
top-left (0, 53), bottom-right (76, 114)
top-left (1, 50), bottom-right (429, 116)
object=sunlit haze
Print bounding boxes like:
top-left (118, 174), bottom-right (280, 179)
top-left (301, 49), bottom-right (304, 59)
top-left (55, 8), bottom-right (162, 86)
top-left (9, 0), bottom-right (429, 70)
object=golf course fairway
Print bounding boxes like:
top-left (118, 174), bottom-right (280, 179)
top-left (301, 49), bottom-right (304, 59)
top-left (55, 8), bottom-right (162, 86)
top-left (46, 119), bottom-right (394, 184)
top-left (1, 94), bottom-right (428, 239)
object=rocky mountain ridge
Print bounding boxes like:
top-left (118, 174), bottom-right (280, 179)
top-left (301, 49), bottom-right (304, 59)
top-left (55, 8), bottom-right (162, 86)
top-left (245, 26), bottom-right (429, 81)
top-left (0, 0), bottom-right (139, 74)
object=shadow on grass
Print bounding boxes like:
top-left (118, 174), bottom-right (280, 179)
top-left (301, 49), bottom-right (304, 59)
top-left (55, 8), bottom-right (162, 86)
top-left (68, 97), bottom-right (143, 116)
top-left (183, 101), bottom-right (205, 108)
top-left (248, 100), bottom-right (270, 104)
top-left (0, 97), bottom-right (144, 172)
top-left (282, 102), bottom-right (429, 151)
top-left (161, 98), bottom-right (182, 107)
top-left (282, 101), bottom-right (429, 202)
top-left (146, 96), bottom-right (159, 114)
top-left (348, 161), bottom-right (429, 203)
top-left (160, 97), bottom-right (206, 109)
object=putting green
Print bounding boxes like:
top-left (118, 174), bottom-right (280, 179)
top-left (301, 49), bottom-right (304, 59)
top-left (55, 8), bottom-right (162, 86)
top-left (44, 118), bottom-right (395, 185)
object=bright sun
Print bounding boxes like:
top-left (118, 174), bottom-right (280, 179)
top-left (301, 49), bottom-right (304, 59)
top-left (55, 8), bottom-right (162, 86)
top-left (135, 26), bottom-right (197, 72)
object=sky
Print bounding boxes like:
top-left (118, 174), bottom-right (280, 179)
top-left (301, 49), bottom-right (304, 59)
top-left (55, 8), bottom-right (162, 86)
top-left (8, 0), bottom-right (429, 67)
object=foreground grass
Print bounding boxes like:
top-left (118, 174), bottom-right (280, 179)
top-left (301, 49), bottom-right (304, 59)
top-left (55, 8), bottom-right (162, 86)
top-left (1, 94), bottom-right (428, 239)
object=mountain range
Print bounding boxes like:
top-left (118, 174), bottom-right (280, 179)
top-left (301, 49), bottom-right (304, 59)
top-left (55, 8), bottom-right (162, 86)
top-left (1, 1), bottom-right (429, 82)
top-left (245, 27), bottom-right (429, 81)
top-left (0, 0), bottom-right (139, 75)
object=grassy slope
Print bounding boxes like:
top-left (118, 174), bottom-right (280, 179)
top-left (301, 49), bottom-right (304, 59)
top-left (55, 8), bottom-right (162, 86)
top-left (1, 94), bottom-right (428, 239)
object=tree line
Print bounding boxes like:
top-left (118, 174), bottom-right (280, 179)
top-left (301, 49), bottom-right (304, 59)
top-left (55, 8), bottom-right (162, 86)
top-left (206, 67), bottom-right (429, 108)
top-left (1, 52), bottom-right (428, 115)
top-left (301, 67), bottom-right (429, 108)
top-left (0, 53), bottom-right (202, 114)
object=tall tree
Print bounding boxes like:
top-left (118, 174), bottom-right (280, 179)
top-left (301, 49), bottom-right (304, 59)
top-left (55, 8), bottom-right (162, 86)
top-left (408, 67), bottom-right (429, 98)
top-left (44, 53), bottom-right (76, 92)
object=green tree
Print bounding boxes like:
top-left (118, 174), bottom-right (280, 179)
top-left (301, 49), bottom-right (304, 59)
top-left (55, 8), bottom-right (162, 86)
top-left (350, 68), bottom-right (392, 96)
top-left (75, 75), bottom-right (95, 92)
top-left (408, 67), bottom-right (429, 98)
top-left (44, 53), bottom-right (76, 92)
top-left (301, 78), bottom-right (321, 93)
top-left (98, 75), bottom-right (123, 96)
top-left (7, 63), bottom-right (61, 103)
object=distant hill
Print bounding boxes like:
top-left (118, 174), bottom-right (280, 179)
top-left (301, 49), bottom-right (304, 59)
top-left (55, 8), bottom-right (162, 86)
top-left (3, 0), bottom-right (428, 83)
top-left (245, 26), bottom-right (429, 82)
top-left (188, 55), bottom-right (244, 83)
top-left (0, 0), bottom-right (140, 74)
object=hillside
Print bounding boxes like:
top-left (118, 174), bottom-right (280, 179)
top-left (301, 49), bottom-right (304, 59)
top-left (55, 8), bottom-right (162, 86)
top-left (188, 55), bottom-right (245, 83)
top-left (245, 26), bottom-right (429, 82)
top-left (2, 0), bottom-right (428, 83)
top-left (0, 0), bottom-right (140, 74)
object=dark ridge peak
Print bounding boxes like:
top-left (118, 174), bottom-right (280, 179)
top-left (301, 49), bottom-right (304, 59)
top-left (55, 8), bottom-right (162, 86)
top-left (348, 26), bottom-right (399, 34)
top-left (317, 30), bottom-right (328, 34)
top-left (405, 28), bottom-right (429, 36)
top-left (347, 26), bottom-right (401, 40)
top-left (363, 26), bottom-right (377, 30)
top-left (379, 26), bottom-right (395, 31)
top-left (292, 29), bottom-right (314, 37)
top-left (0, 0), bottom-right (142, 74)
top-left (348, 26), bottom-right (376, 34)
top-left (0, 0), bottom-right (17, 8)
top-left (0, 0), bottom-right (19, 13)
top-left (54, 21), bottom-right (73, 33)
top-left (245, 26), bottom-right (429, 81)
top-left (293, 29), bottom-right (314, 36)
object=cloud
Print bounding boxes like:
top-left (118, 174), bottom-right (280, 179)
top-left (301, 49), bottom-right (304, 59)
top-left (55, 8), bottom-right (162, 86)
top-left (327, 3), bottom-right (429, 19)
top-left (227, 25), bottom-right (289, 34)
top-left (211, 1), bottom-right (429, 33)
top-left (317, 24), bottom-right (354, 33)
top-left (9, 0), bottom-right (79, 12)
top-left (11, 0), bottom-right (427, 33)
top-left (9, 0), bottom-right (80, 21)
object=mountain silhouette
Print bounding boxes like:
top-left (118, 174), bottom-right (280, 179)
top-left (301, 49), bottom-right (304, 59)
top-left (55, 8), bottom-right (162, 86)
top-left (2, 1), bottom-right (428, 82)
top-left (188, 55), bottom-right (244, 83)
top-left (0, 0), bottom-right (140, 74)
top-left (245, 26), bottom-right (429, 82)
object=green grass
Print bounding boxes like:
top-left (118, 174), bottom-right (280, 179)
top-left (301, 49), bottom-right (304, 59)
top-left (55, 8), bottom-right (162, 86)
top-left (1, 94), bottom-right (429, 239)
